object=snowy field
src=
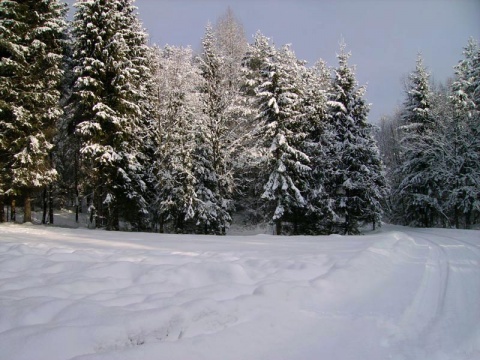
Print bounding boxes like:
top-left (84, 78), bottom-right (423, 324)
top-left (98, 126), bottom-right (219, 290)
top-left (0, 223), bottom-right (479, 360)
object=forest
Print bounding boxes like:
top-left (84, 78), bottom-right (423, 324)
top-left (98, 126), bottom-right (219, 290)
top-left (0, 0), bottom-right (479, 234)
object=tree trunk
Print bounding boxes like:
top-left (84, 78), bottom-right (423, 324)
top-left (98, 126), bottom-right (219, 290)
top-left (454, 206), bottom-right (459, 229)
top-left (0, 196), bottom-right (5, 223)
top-left (344, 190), bottom-right (350, 235)
top-left (88, 193), bottom-right (95, 228)
top-left (75, 195), bottom-right (79, 223)
top-left (106, 202), bottom-right (119, 231)
top-left (113, 204), bottom-right (119, 230)
top-left (275, 220), bottom-right (282, 235)
top-left (42, 188), bottom-right (47, 224)
top-left (48, 183), bottom-right (54, 224)
top-left (75, 150), bottom-right (79, 223)
top-left (344, 212), bottom-right (349, 235)
top-left (89, 206), bottom-right (95, 227)
top-left (466, 208), bottom-right (472, 230)
top-left (96, 189), bottom-right (105, 228)
top-left (176, 213), bottom-right (184, 234)
top-left (159, 213), bottom-right (164, 233)
top-left (24, 190), bottom-right (32, 223)
top-left (11, 198), bottom-right (16, 222)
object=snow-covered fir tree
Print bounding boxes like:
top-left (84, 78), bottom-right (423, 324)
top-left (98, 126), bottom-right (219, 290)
top-left (69, 0), bottom-right (152, 230)
top-left (379, 41), bottom-right (480, 229)
top-left (248, 34), bottom-right (311, 235)
top-left (300, 60), bottom-right (335, 233)
top-left (234, 32), bottom-right (272, 224)
top-left (211, 10), bottom-right (255, 227)
top-left (447, 38), bottom-right (480, 228)
top-left (327, 45), bottom-right (388, 234)
top-left (0, 0), bottom-right (67, 223)
top-left (54, 26), bottom-right (83, 224)
top-left (149, 45), bottom-right (202, 233)
top-left (429, 82), bottom-right (456, 227)
top-left (393, 55), bottom-right (443, 227)
top-left (194, 23), bottom-right (237, 234)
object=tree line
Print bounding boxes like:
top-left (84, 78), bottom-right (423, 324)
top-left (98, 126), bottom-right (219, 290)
top-left (1, 1), bottom-right (476, 234)
top-left (377, 41), bottom-right (480, 229)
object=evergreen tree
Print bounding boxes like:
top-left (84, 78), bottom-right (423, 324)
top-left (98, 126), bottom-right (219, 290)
top-left (55, 26), bottom-right (82, 223)
top-left (393, 55), bottom-right (443, 227)
top-left (70, 0), bottom-right (152, 230)
top-left (380, 41), bottom-right (480, 229)
top-left (327, 45), bottom-right (387, 234)
top-left (0, 0), bottom-right (67, 222)
top-left (150, 45), bottom-right (202, 233)
top-left (234, 32), bottom-right (272, 224)
top-left (447, 38), bottom-right (480, 228)
top-left (194, 23), bottom-right (236, 234)
top-left (301, 60), bottom-right (334, 233)
top-left (250, 36), bottom-right (311, 235)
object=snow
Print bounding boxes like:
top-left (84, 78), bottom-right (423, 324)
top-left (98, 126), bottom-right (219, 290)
top-left (0, 223), bottom-right (479, 360)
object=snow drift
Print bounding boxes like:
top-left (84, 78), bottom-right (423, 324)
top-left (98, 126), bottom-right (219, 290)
top-left (0, 224), bottom-right (479, 360)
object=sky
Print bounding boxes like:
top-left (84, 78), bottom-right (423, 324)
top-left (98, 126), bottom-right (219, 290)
top-left (66, 0), bottom-right (480, 123)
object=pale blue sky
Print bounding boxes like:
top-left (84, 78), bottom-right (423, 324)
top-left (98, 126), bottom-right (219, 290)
top-left (67, 0), bottom-right (480, 123)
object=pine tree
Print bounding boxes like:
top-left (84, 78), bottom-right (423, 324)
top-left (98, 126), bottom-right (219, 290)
top-left (0, 0), bottom-right (67, 223)
top-left (250, 36), bottom-right (311, 235)
top-left (70, 0), bottom-right (152, 230)
top-left (327, 45), bottom-right (388, 234)
top-left (393, 55), bottom-right (443, 227)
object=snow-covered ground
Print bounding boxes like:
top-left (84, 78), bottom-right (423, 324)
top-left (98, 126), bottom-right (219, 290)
top-left (0, 223), bottom-right (479, 360)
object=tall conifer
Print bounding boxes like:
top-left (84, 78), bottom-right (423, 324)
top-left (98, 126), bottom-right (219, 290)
top-left (393, 56), bottom-right (442, 227)
top-left (0, 0), bottom-right (67, 222)
top-left (448, 39), bottom-right (480, 228)
top-left (250, 35), bottom-right (310, 234)
top-left (70, 0), bottom-right (152, 230)
top-left (328, 45), bottom-right (387, 234)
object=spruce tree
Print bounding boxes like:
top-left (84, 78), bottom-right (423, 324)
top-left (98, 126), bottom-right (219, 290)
top-left (448, 38), bottom-right (480, 228)
top-left (195, 23), bottom-right (236, 234)
top-left (301, 60), bottom-right (334, 233)
top-left (54, 27), bottom-right (81, 223)
top-left (250, 36), bottom-right (311, 235)
top-left (70, 0), bottom-right (152, 230)
top-left (327, 45), bottom-right (387, 234)
top-left (393, 55), bottom-right (442, 227)
top-left (0, 0), bottom-right (67, 223)
top-left (235, 32), bottom-right (272, 224)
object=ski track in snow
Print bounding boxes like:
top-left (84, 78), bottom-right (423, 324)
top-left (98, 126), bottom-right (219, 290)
top-left (0, 224), bottom-right (479, 360)
top-left (394, 228), bottom-right (480, 359)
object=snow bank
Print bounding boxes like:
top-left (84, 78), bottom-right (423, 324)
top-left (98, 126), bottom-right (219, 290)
top-left (0, 224), bottom-right (479, 359)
